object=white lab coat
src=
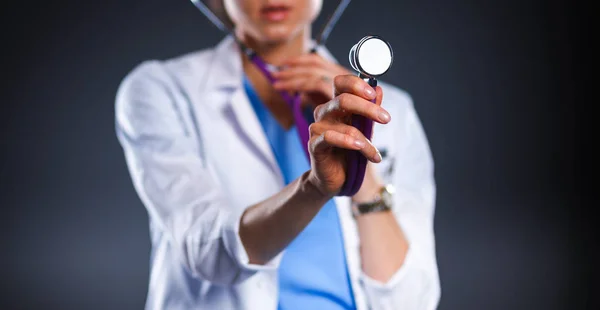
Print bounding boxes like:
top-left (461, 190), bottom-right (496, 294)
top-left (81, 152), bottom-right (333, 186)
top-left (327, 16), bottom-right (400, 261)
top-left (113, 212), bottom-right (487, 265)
top-left (115, 35), bottom-right (440, 310)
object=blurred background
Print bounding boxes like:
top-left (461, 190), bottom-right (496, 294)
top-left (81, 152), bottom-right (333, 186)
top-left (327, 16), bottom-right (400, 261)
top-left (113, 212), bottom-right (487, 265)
top-left (1, 0), bottom-right (594, 309)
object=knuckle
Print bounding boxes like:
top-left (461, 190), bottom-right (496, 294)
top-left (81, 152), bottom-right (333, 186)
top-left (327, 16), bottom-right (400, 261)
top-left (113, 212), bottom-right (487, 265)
top-left (321, 100), bottom-right (338, 118)
top-left (308, 122), bottom-right (323, 136)
top-left (333, 75), bottom-right (346, 87)
top-left (347, 126), bottom-right (362, 138)
top-left (308, 123), bottom-right (317, 135)
top-left (323, 130), bottom-right (338, 144)
top-left (337, 93), bottom-right (352, 108)
top-left (309, 134), bottom-right (324, 153)
top-left (316, 102), bottom-right (335, 120)
top-left (343, 134), bottom-right (355, 146)
top-left (313, 105), bottom-right (323, 121)
top-left (308, 137), bottom-right (318, 153)
top-left (368, 104), bottom-right (381, 117)
top-left (352, 78), bottom-right (364, 91)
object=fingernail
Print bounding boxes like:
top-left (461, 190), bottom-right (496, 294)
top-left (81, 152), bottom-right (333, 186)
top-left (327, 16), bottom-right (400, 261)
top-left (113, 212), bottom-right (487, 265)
top-left (378, 110), bottom-right (391, 122)
top-left (354, 139), bottom-right (366, 148)
top-left (374, 149), bottom-right (382, 162)
top-left (364, 86), bottom-right (376, 99)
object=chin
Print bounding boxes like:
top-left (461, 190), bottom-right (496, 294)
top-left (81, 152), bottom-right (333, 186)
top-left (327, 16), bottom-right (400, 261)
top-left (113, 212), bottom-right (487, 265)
top-left (257, 24), bottom-right (303, 44)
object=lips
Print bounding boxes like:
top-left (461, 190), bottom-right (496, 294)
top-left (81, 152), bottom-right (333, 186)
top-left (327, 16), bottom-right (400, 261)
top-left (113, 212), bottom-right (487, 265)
top-left (260, 4), bottom-right (291, 22)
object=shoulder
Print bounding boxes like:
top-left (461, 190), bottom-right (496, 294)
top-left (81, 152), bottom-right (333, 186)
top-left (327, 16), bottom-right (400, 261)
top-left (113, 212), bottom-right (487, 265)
top-left (114, 47), bottom-right (219, 136)
top-left (117, 47), bottom-right (215, 96)
top-left (115, 47), bottom-right (216, 113)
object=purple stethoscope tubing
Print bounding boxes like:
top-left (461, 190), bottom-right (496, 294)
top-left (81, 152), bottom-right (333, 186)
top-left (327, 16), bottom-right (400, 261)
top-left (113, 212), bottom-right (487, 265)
top-left (251, 52), bottom-right (375, 196)
top-left (341, 78), bottom-right (377, 196)
top-left (248, 54), bottom-right (311, 160)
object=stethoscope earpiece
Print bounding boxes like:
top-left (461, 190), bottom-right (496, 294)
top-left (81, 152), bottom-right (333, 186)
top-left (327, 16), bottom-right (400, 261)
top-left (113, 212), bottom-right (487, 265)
top-left (348, 35), bottom-right (393, 79)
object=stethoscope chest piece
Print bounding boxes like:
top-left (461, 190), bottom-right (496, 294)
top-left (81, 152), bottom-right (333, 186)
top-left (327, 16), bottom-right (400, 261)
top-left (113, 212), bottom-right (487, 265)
top-left (349, 35), bottom-right (393, 79)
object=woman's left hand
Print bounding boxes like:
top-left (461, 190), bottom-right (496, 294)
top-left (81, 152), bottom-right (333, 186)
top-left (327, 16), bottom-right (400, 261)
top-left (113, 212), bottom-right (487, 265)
top-left (272, 53), bottom-right (352, 106)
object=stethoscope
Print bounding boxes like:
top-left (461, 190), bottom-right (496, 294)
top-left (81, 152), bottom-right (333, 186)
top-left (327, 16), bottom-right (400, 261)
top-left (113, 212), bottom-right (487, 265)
top-left (190, 0), bottom-right (393, 196)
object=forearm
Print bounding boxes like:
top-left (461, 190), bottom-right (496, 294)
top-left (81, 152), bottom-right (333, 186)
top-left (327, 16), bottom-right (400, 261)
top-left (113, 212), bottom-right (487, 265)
top-left (239, 170), bottom-right (332, 265)
top-left (354, 185), bottom-right (409, 283)
top-left (356, 211), bottom-right (408, 283)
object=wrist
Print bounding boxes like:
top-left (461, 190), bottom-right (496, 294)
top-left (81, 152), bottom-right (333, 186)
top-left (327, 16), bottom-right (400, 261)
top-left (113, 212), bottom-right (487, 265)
top-left (301, 171), bottom-right (335, 204)
top-left (352, 181), bottom-right (384, 204)
top-left (352, 184), bottom-right (395, 217)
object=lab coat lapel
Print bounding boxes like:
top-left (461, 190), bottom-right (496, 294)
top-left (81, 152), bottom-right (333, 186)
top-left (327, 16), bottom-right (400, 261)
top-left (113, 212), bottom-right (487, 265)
top-left (202, 35), bottom-right (284, 187)
top-left (334, 195), bottom-right (368, 310)
top-left (227, 86), bottom-right (284, 186)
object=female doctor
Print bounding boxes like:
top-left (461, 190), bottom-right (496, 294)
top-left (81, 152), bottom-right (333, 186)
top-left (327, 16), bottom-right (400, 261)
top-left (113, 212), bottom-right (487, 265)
top-left (115, 0), bottom-right (440, 309)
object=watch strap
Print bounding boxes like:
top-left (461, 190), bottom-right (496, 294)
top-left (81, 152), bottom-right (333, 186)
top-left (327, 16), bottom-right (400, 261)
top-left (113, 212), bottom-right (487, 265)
top-left (351, 185), bottom-right (394, 217)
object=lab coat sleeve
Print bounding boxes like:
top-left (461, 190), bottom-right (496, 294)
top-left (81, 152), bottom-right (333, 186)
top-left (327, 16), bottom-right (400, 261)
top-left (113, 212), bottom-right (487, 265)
top-left (114, 60), bottom-right (282, 286)
top-left (359, 90), bottom-right (441, 309)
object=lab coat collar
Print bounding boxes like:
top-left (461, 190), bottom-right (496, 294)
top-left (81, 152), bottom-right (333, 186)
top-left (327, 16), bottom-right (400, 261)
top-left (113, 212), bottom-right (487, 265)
top-left (203, 35), bottom-right (244, 93)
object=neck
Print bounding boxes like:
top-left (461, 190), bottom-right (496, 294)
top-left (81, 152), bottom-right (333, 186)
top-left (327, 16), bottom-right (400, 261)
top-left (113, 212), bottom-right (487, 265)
top-left (236, 27), bottom-right (312, 66)
top-left (236, 27), bottom-right (311, 130)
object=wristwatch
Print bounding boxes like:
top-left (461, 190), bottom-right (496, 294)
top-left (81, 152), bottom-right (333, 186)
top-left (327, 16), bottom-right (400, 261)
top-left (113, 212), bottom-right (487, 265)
top-left (352, 184), bottom-right (395, 217)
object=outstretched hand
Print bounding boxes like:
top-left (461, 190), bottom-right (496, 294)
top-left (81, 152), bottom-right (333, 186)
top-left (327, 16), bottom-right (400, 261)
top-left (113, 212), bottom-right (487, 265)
top-left (306, 74), bottom-right (390, 197)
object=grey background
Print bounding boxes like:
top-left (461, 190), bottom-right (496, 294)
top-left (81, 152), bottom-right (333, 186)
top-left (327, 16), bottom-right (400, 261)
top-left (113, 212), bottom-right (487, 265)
top-left (1, 0), bottom-right (593, 309)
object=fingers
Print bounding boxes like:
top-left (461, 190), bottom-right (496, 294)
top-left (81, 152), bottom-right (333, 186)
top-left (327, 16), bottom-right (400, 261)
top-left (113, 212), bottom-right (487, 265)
top-left (281, 53), bottom-right (327, 68)
top-left (272, 66), bottom-right (330, 81)
top-left (308, 122), bottom-right (382, 163)
top-left (272, 64), bottom-right (334, 99)
top-left (271, 54), bottom-right (352, 101)
top-left (272, 66), bottom-right (334, 101)
top-left (333, 75), bottom-right (378, 101)
top-left (273, 76), bottom-right (333, 99)
top-left (313, 89), bottom-right (390, 124)
top-left (281, 54), bottom-right (351, 75)
top-left (275, 53), bottom-right (349, 86)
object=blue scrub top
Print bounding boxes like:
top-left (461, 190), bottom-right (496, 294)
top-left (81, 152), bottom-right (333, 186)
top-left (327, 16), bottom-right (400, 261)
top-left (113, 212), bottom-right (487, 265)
top-left (243, 76), bottom-right (356, 310)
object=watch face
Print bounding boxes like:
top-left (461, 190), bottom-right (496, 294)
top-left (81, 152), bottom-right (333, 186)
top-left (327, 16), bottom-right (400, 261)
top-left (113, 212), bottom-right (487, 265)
top-left (382, 184), bottom-right (395, 206)
top-left (382, 192), bottom-right (392, 207)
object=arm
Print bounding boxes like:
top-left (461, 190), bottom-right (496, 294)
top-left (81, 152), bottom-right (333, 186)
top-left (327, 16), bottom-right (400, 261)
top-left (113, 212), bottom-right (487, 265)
top-left (239, 171), bottom-right (331, 265)
top-left (352, 163), bottom-right (409, 283)
top-left (115, 61), bottom-right (386, 285)
top-left (115, 61), bottom-right (328, 285)
top-left (353, 91), bottom-right (441, 309)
